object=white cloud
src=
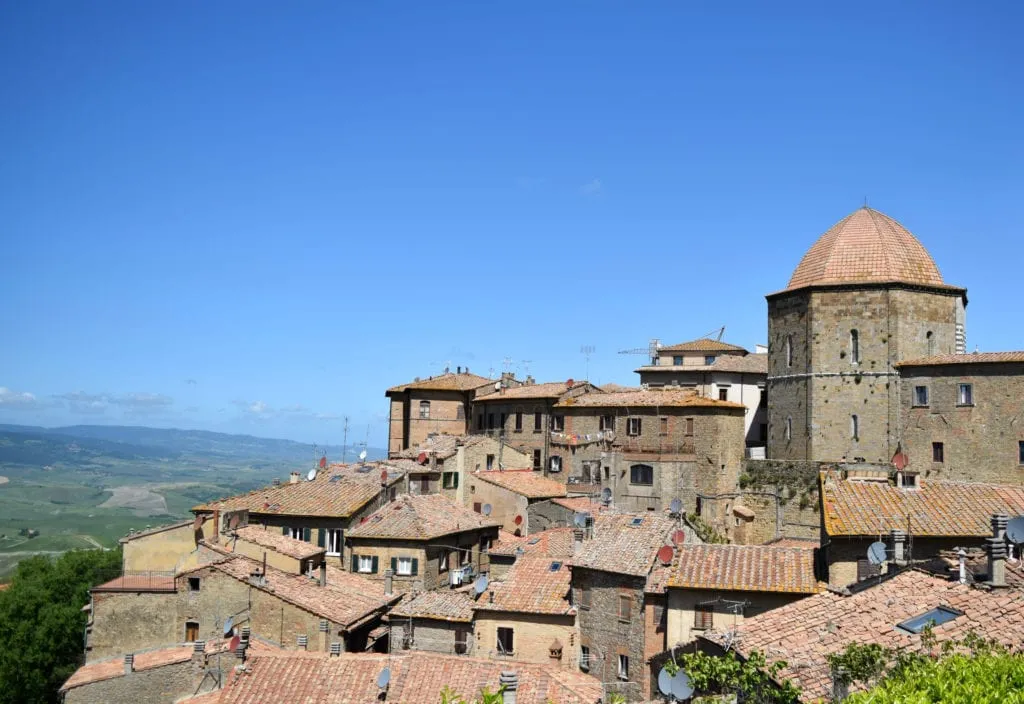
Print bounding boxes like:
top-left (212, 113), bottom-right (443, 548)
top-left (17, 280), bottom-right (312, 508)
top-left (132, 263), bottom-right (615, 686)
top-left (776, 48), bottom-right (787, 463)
top-left (0, 386), bottom-right (40, 409)
top-left (579, 178), bottom-right (602, 196)
top-left (57, 390), bottom-right (174, 416)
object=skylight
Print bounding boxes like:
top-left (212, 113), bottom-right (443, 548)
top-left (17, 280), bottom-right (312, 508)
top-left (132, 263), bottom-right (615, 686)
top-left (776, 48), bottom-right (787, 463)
top-left (630, 517), bottom-right (644, 527)
top-left (549, 561), bottom-right (562, 572)
top-left (527, 537), bottom-right (541, 545)
top-left (897, 606), bottom-right (962, 634)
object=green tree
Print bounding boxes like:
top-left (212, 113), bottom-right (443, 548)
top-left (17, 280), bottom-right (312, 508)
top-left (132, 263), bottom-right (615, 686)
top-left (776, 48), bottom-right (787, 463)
top-left (842, 651), bottom-right (1024, 704)
top-left (666, 650), bottom-right (801, 704)
top-left (0, 548), bottom-right (121, 704)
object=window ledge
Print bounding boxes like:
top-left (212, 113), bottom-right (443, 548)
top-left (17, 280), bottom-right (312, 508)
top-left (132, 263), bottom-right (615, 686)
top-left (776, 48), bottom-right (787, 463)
top-left (911, 405), bottom-right (929, 409)
top-left (955, 404), bottom-right (975, 408)
top-left (326, 551), bottom-right (341, 557)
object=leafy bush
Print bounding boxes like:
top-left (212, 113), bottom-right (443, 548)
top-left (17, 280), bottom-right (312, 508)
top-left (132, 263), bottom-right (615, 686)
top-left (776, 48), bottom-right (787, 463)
top-left (842, 651), bottom-right (1024, 704)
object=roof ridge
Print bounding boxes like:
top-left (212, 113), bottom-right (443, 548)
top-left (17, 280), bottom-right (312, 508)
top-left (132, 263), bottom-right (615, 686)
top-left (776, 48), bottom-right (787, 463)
top-left (863, 207), bottom-right (895, 283)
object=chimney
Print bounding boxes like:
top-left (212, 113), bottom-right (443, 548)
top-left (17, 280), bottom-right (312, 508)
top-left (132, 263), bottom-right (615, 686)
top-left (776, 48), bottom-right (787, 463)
top-left (272, 478), bottom-right (281, 486)
top-left (384, 568), bottom-right (394, 597)
top-left (987, 513), bottom-right (1008, 588)
top-left (297, 634), bottom-right (308, 650)
top-left (499, 671), bottom-right (518, 704)
top-left (235, 643), bottom-right (247, 662)
top-left (290, 472), bottom-right (300, 484)
top-left (330, 642), bottom-right (342, 657)
top-left (526, 375), bottom-right (534, 385)
top-left (957, 548), bottom-right (968, 584)
top-left (890, 530), bottom-right (907, 565)
top-left (192, 640), bottom-right (206, 665)
top-left (573, 528), bottom-right (584, 554)
top-left (124, 653), bottom-right (134, 675)
top-left (240, 627), bottom-right (250, 644)
top-left (210, 509), bottom-right (220, 545)
top-left (457, 366), bottom-right (462, 374)
top-left (319, 562), bottom-right (327, 587)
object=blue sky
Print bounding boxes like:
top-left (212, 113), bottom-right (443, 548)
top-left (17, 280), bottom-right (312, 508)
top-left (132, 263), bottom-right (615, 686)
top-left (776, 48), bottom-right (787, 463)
top-left (1, 2), bottom-right (1021, 446)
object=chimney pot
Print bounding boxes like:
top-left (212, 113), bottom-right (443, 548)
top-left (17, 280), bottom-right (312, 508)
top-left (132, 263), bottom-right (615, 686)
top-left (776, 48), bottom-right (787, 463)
top-left (573, 528), bottom-right (584, 555)
top-left (457, 366), bottom-right (461, 374)
top-left (297, 634), bottom-right (308, 649)
top-left (235, 645), bottom-right (246, 661)
top-left (992, 513), bottom-right (1009, 539)
top-left (290, 472), bottom-right (300, 484)
top-left (499, 672), bottom-right (518, 704)
top-left (384, 568), bottom-right (394, 597)
top-left (193, 640), bottom-right (205, 653)
top-left (890, 529), bottom-right (907, 564)
top-left (124, 654), bottom-right (134, 675)
top-left (319, 562), bottom-right (327, 588)
top-left (330, 642), bottom-right (342, 657)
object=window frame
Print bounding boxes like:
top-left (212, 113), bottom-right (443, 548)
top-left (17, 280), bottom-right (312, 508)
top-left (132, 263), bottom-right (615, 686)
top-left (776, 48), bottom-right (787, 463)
top-left (618, 594), bottom-right (632, 622)
top-left (957, 383), bottom-right (974, 407)
top-left (550, 414), bottom-right (565, 432)
top-left (549, 455), bottom-right (562, 473)
top-left (694, 604), bottom-right (714, 630)
top-left (358, 555), bottom-right (374, 574)
top-left (496, 627), bottom-right (514, 656)
top-left (850, 329), bottom-right (860, 364)
top-left (579, 585), bottom-right (592, 610)
top-left (673, 355), bottom-right (683, 366)
top-left (486, 454), bottom-right (495, 471)
top-left (704, 355), bottom-right (716, 365)
top-left (785, 335), bottom-right (793, 367)
top-left (932, 442), bottom-right (944, 463)
top-left (514, 412), bottom-right (523, 432)
top-left (185, 620), bottom-right (200, 642)
top-left (532, 449), bottom-right (542, 471)
top-left (627, 417), bottom-right (642, 436)
top-left (617, 653), bottom-right (629, 681)
top-left (1018, 440), bottom-right (1024, 465)
top-left (442, 471), bottom-right (459, 490)
top-left (913, 385), bottom-right (929, 407)
top-left (533, 412), bottom-right (542, 432)
top-left (287, 527), bottom-right (302, 541)
top-left (629, 464), bottom-right (654, 486)
top-left (659, 417), bottom-right (669, 435)
top-left (325, 528), bottom-right (343, 556)
top-left (851, 414), bottom-right (859, 442)
top-left (717, 386), bottom-right (729, 401)
top-left (396, 556), bottom-right (413, 576)
top-left (188, 576), bottom-right (201, 592)
top-left (599, 414), bottom-right (615, 431)
top-left (419, 400), bottom-right (430, 419)
top-left (785, 416), bottom-right (793, 441)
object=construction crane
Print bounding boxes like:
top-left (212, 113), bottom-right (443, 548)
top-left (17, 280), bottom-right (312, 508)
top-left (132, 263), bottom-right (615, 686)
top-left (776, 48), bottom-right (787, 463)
top-left (617, 338), bottom-right (662, 365)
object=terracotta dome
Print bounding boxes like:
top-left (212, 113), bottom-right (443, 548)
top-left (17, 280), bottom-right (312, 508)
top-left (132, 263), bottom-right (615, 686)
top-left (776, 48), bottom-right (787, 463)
top-left (787, 207), bottom-right (944, 290)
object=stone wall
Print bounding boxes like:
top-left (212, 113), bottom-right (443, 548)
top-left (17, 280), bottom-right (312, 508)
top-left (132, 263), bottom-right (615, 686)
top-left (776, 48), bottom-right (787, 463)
top-left (347, 530), bottom-right (497, 591)
top-left (473, 611), bottom-right (577, 667)
top-left (471, 401), bottom-right (554, 471)
top-left (466, 476), bottom-right (531, 535)
top-left (121, 522), bottom-right (209, 573)
top-left (825, 535), bottom-right (986, 588)
top-left (390, 617), bottom-right (472, 656)
top-left (527, 499), bottom-right (575, 533)
top-left (898, 362), bottom-right (1024, 485)
top-left (64, 655), bottom-right (212, 704)
top-left (665, 588), bottom-right (808, 647)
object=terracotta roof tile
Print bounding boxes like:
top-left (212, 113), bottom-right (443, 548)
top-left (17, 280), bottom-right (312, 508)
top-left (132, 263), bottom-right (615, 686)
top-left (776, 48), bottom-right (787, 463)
top-left (473, 381), bottom-right (595, 403)
top-left (231, 525), bottom-right (325, 560)
top-left (573, 514), bottom-right (680, 577)
top-left (896, 351), bottom-right (1024, 367)
top-left (638, 353), bottom-right (768, 375)
top-left (763, 536), bottom-right (820, 549)
top-left (549, 496), bottom-right (611, 515)
top-left (703, 569), bottom-right (1024, 702)
top-left (386, 372), bottom-right (494, 394)
top-left (479, 556), bottom-right (573, 615)
top-left (391, 589), bottom-right (476, 622)
top-left (193, 463), bottom-right (404, 518)
top-left (474, 470), bottom-right (567, 499)
top-left (489, 527), bottom-right (576, 558)
top-left (118, 519), bottom-right (193, 544)
top-left (821, 472), bottom-right (1024, 537)
top-left (394, 434), bottom-right (488, 460)
top-left (61, 640), bottom-right (231, 692)
top-left (555, 388), bottom-right (744, 410)
top-left (347, 494), bottom-right (500, 541)
top-left (216, 651), bottom-right (603, 703)
top-left (660, 338), bottom-right (749, 353)
top-left (92, 574), bottom-right (176, 592)
top-left (667, 544), bottom-right (822, 594)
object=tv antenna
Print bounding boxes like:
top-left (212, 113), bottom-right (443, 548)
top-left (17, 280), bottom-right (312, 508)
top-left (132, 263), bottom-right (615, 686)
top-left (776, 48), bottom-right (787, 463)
top-left (618, 338), bottom-right (662, 366)
top-left (580, 345), bottom-right (595, 380)
top-left (341, 416), bottom-right (350, 463)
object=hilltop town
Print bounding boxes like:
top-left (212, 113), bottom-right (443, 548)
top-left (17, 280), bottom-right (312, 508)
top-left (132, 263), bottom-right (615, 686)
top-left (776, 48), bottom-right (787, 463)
top-left (61, 208), bottom-right (1024, 703)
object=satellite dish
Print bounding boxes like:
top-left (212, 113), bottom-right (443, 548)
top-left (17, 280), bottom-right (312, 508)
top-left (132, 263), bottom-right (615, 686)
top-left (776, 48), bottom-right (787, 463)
top-left (657, 667), bottom-right (673, 696)
top-left (671, 530), bottom-right (687, 546)
top-left (867, 541), bottom-right (888, 566)
top-left (670, 498), bottom-right (683, 514)
top-left (657, 545), bottom-right (674, 566)
top-left (359, 449), bottom-right (368, 462)
top-left (377, 667), bottom-right (391, 689)
top-left (670, 670), bottom-right (694, 700)
top-left (307, 469), bottom-right (317, 482)
top-left (473, 574), bottom-right (489, 595)
top-left (573, 512), bottom-right (586, 527)
top-left (514, 514), bottom-right (523, 526)
top-left (223, 616), bottom-right (234, 636)
top-left (1007, 516), bottom-right (1024, 544)
top-left (482, 503), bottom-right (492, 516)
top-left (601, 487), bottom-right (612, 500)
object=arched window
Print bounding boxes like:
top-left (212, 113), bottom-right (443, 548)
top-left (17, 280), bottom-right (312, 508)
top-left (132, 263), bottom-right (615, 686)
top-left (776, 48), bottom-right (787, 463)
top-left (785, 416), bottom-right (793, 441)
top-left (926, 330), bottom-right (935, 356)
top-left (850, 330), bottom-right (860, 364)
top-left (629, 464), bottom-right (654, 486)
top-left (785, 335), bottom-right (793, 368)
top-left (851, 414), bottom-right (859, 441)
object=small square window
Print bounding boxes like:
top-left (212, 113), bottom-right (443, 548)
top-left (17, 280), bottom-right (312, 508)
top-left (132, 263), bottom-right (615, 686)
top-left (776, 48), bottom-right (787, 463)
top-left (618, 594), bottom-right (631, 622)
top-left (914, 386), bottom-right (929, 407)
top-left (718, 387), bottom-right (729, 401)
top-left (419, 401), bottom-right (430, 419)
top-left (958, 383), bottom-right (973, 406)
top-left (659, 417), bottom-right (668, 435)
top-left (627, 417), bottom-right (642, 436)
top-left (932, 442), bottom-right (944, 463)
top-left (188, 577), bottom-right (200, 592)
top-left (694, 604), bottom-right (713, 630)
top-left (358, 555), bottom-right (374, 573)
top-left (897, 606), bottom-right (962, 634)
top-left (629, 464), bottom-right (653, 486)
top-left (704, 355), bottom-right (716, 365)
top-left (497, 627), bottom-right (514, 655)
top-left (550, 415), bottom-right (565, 432)
top-left (397, 557), bottom-right (413, 576)
top-left (673, 356), bottom-right (683, 366)
top-left (599, 414), bottom-right (615, 431)
top-left (549, 456), bottom-right (562, 473)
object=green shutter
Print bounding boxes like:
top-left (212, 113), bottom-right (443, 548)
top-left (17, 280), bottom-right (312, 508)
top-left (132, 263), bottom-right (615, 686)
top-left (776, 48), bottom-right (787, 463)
top-left (303, 527), bottom-right (311, 542)
top-left (371, 556), bottom-right (379, 574)
top-left (411, 558), bottom-right (419, 576)
top-left (317, 529), bottom-right (326, 548)
top-left (351, 553), bottom-right (358, 572)
top-left (282, 526), bottom-right (289, 536)
top-left (391, 557), bottom-right (397, 574)
top-left (453, 473), bottom-right (459, 489)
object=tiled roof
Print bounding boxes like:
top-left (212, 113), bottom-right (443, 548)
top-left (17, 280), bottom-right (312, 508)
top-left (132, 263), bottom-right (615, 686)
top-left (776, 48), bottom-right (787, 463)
top-left (550, 496), bottom-right (610, 514)
top-left (703, 569), bottom-right (1024, 703)
top-left (597, 383), bottom-right (641, 392)
top-left (786, 207), bottom-right (948, 291)
top-left (231, 525), bottom-right (325, 560)
top-left (555, 388), bottom-right (744, 410)
top-left (896, 351), bottom-right (1024, 367)
top-left (573, 514), bottom-right (679, 577)
top-left (184, 556), bottom-right (396, 629)
top-left (346, 494), bottom-right (500, 541)
top-left (192, 463), bottom-right (404, 518)
top-left (667, 544), bottom-right (822, 594)
top-left (922, 548), bottom-right (1024, 589)
top-left (394, 434), bottom-right (488, 460)
top-left (480, 556), bottom-right (573, 615)
top-left (821, 472), bottom-right (1024, 537)
top-left (488, 527), bottom-right (575, 558)
top-left (386, 372), bottom-right (493, 394)
top-left (216, 651), bottom-right (603, 704)
top-left (391, 589), bottom-right (475, 623)
top-left (118, 519), bottom-right (193, 544)
top-left (61, 640), bottom-right (231, 692)
top-left (92, 574), bottom-right (176, 592)
top-left (638, 353), bottom-right (768, 375)
top-left (473, 381), bottom-right (594, 402)
top-left (763, 536), bottom-right (820, 549)
top-left (660, 338), bottom-right (749, 353)
top-left (645, 560), bottom-right (673, 594)
top-left (474, 470), bottom-right (567, 499)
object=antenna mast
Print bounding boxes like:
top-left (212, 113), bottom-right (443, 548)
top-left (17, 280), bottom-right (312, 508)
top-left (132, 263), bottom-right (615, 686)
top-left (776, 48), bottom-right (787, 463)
top-left (580, 345), bottom-right (595, 381)
top-left (342, 416), bottom-right (349, 463)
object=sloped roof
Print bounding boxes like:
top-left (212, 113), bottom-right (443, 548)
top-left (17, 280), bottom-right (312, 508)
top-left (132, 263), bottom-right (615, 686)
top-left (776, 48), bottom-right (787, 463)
top-left (346, 494), bottom-right (500, 541)
top-left (573, 514), bottom-right (678, 577)
top-left (92, 574), bottom-right (176, 593)
top-left (61, 640), bottom-right (234, 692)
top-left (555, 388), bottom-right (744, 410)
top-left (386, 372), bottom-right (493, 394)
top-left (394, 434), bottom-right (489, 460)
top-left (488, 527), bottom-right (575, 558)
top-left (667, 544), bottom-right (822, 594)
top-left (479, 556), bottom-right (573, 615)
top-left (215, 651), bottom-right (603, 704)
top-left (391, 589), bottom-right (475, 623)
top-left (118, 519), bottom-right (193, 544)
top-left (474, 470), bottom-right (567, 499)
top-left (473, 381), bottom-right (596, 402)
top-left (230, 525), bottom-right (325, 560)
top-left (820, 472), bottom-right (1024, 537)
top-left (660, 338), bottom-right (748, 353)
top-left (637, 353), bottom-right (768, 375)
top-left (702, 569), bottom-right (1024, 703)
top-left (786, 207), bottom-right (949, 291)
top-left (550, 496), bottom-right (611, 514)
top-left (192, 463), bottom-right (404, 518)
top-left (896, 351), bottom-right (1024, 367)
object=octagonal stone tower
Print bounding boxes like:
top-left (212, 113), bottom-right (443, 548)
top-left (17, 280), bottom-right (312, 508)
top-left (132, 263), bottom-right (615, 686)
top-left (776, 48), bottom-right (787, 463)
top-left (766, 207), bottom-right (967, 462)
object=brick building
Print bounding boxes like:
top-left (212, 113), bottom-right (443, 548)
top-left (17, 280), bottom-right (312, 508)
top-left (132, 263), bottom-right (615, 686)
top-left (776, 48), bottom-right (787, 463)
top-left (487, 526), bottom-right (575, 580)
top-left (386, 369), bottom-right (495, 457)
top-left (766, 207), bottom-right (968, 463)
top-left (394, 434), bottom-right (531, 504)
top-left (635, 337), bottom-right (768, 449)
top-left (896, 352), bottom-right (1024, 484)
top-left (388, 589), bottom-right (476, 656)
top-left (345, 493), bottom-right (501, 592)
top-left (469, 469), bottom-right (568, 535)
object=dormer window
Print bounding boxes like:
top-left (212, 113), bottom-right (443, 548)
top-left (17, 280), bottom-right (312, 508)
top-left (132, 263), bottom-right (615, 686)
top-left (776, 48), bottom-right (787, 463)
top-left (898, 471), bottom-right (920, 489)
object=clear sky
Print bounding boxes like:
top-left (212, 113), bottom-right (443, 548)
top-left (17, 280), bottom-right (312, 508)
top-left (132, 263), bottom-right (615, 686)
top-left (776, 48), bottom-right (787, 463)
top-left (1, 2), bottom-right (1021, 446)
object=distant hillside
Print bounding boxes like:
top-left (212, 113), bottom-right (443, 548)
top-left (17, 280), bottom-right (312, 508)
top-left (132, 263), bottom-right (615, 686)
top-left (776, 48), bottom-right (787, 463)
top-left (0, 424), bottom-right (384, 466)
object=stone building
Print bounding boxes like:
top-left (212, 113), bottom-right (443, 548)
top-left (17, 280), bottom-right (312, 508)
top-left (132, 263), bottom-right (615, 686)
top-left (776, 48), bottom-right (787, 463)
top-left (551, 388), bottom-right (746, 518)
top-left (345, 493), bottom-right (501, 592)
top-left (119, 520), bottom-right (216, 574)
top-left (526, 497), bottom-right (611, 534)
top-left (818, 467), bottom-right (1024, 587)
top-left (896, 352), bottom-right (1024, 484)
top-left (388, 589), bottom-right (476, 656)
top-left (635, 337), bottom-right (768, 449)
top-left (192, 463), bottom-right (405, 571)
top-left (386, 369), bottom-right (495, 456)
top-left (571, 513), bottom-right (678, 701)
top-left (473, 556), bottom-right (577, 668)
top-left (766, 207), bottom-right (968, 463)
top-left (468, 470), bottom-right (568, 535)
